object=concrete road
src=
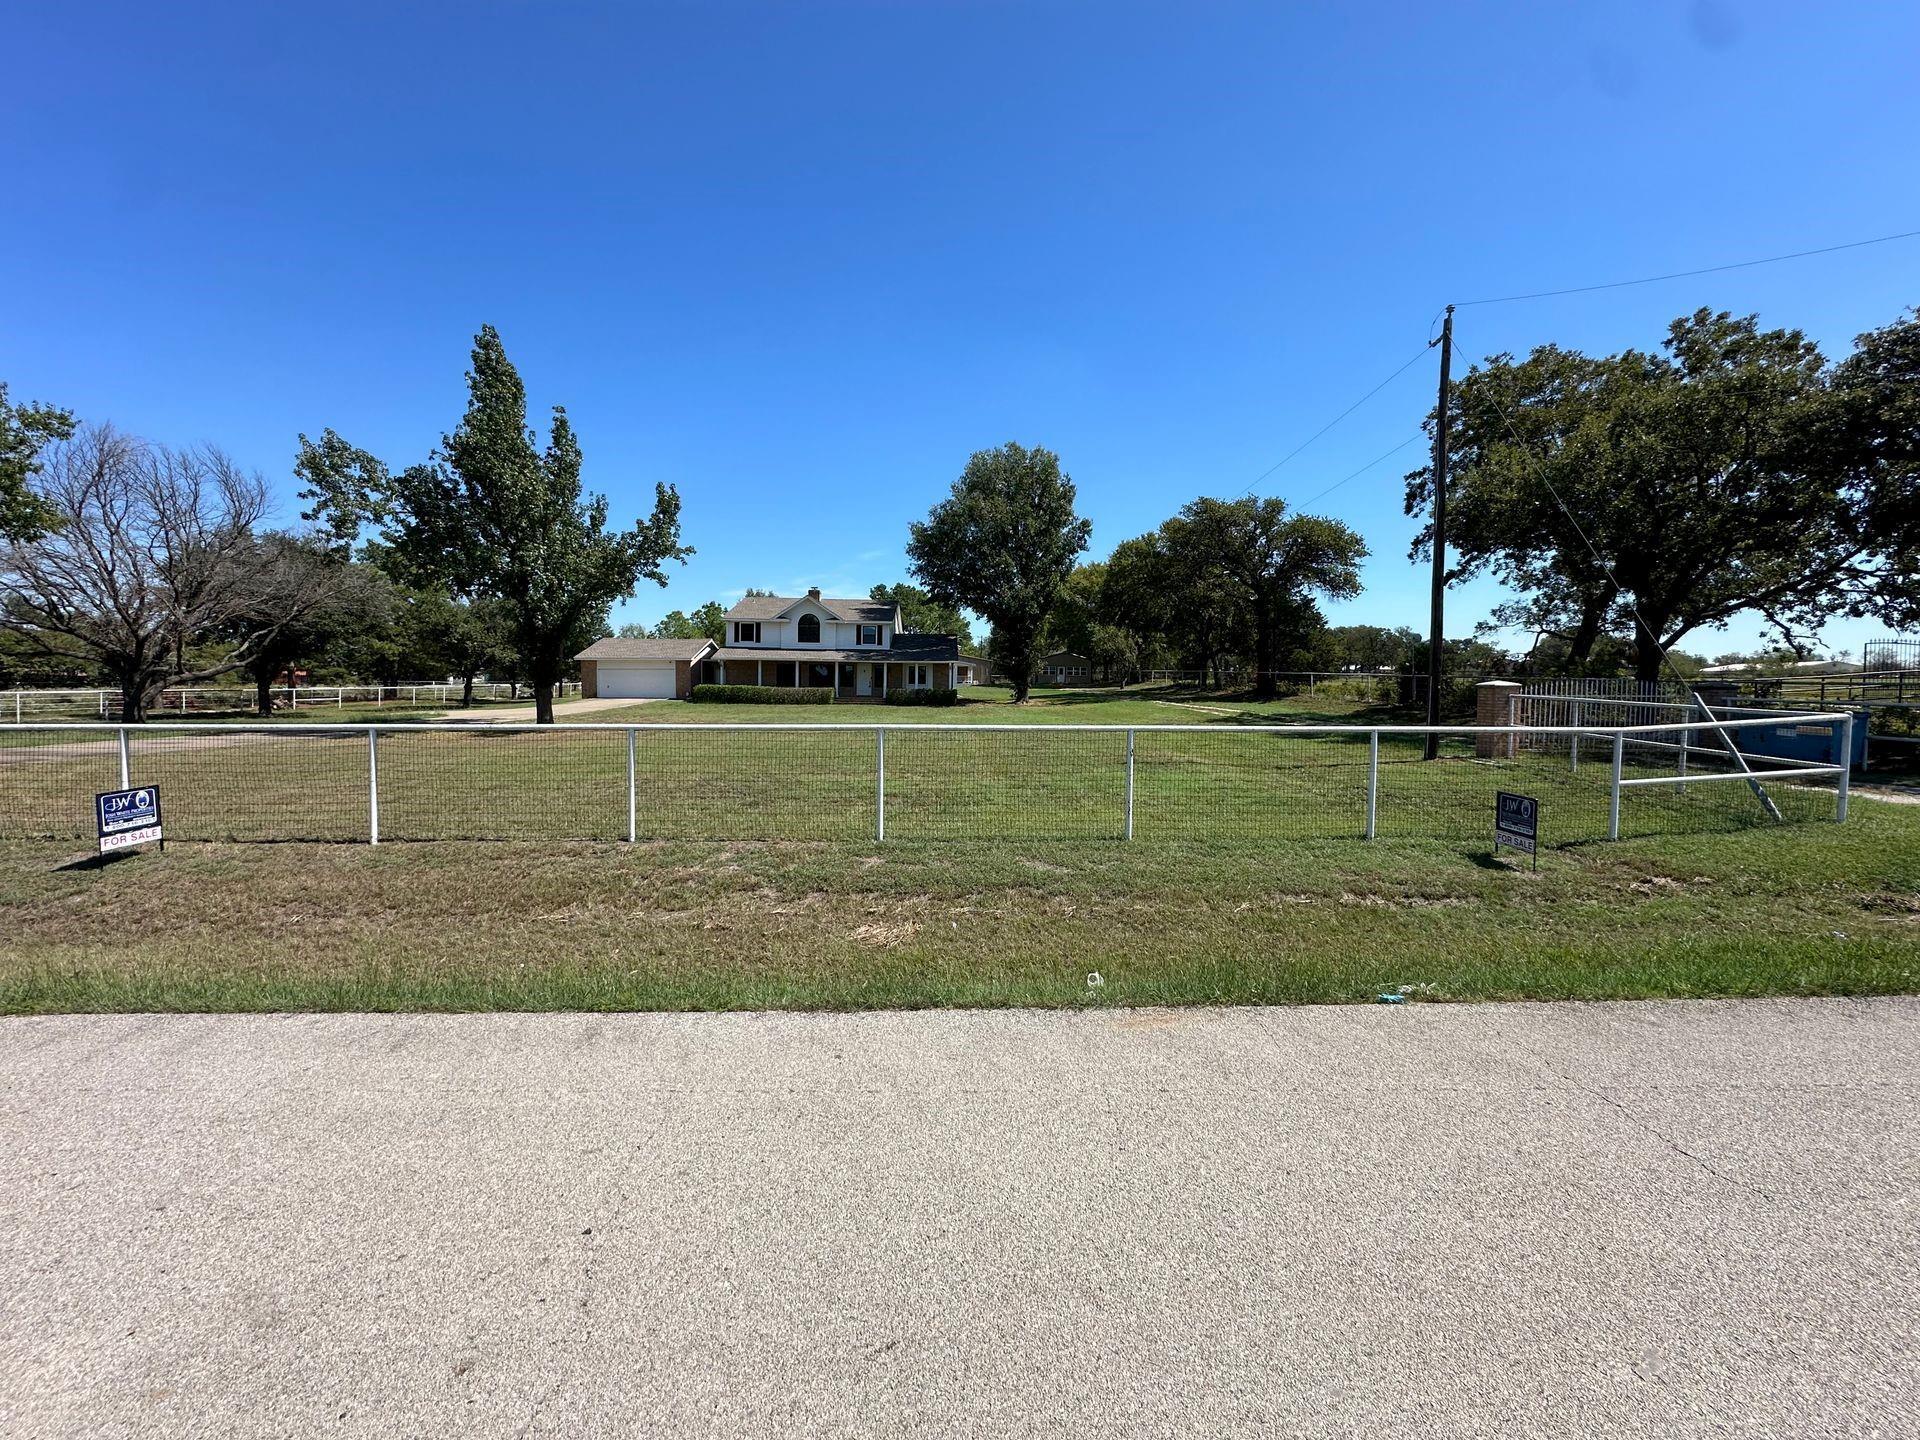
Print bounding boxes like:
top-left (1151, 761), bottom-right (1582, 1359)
top-left (3, 999), bottom-right (1917, 1439)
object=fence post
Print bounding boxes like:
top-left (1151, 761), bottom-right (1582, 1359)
top-left (368, 727), bottom-right (380, 846)
top-left (1608, 731), bottom-right (1624, 841)
top-left (1837, 714), bottom-right (1852, 824)
top-left (875, 728), bottom-right (886, 843)
top-left (627, 728), bottom-right (637, 843)
top-left (1124, 728), bottom-right (1135, 841)
top-left (1677, 706), bottom-right (1690, 792)
top-left (1366, 729), bottom-right (1379, 840)
top-left (117, 726), bottom-right (130, 790)
top-left (1570, 700), bottom-right (1581, 772)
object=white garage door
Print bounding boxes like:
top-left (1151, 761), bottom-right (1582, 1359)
top-left (598, 663), bottom-right (677, 699)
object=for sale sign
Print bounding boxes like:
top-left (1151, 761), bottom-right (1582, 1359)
top-left (1494, 791), bottom-right (1538, 859)
top-left (96, 786), bottom-right (163, 854)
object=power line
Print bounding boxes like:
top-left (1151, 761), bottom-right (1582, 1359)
top-left (1458, 226), bottom-right (1920, 307)
top-left (1295, 432), bottom-right (1425, 509)
top-left (1240, 343), bottom-right (1432, 494)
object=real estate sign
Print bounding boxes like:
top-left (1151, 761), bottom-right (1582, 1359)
top-left (1494, 791), bottom-right (1538, 861)
top-left (96, 786), bottom-right (163, 854)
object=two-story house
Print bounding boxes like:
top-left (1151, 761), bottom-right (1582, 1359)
top-left (574, 589), bottom-right (962, 700)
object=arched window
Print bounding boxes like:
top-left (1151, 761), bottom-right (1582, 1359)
top-left (797, 613), bottom-right (821, 643)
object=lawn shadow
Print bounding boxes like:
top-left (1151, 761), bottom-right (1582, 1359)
top-left (53, 849), bottom-right (142, 873)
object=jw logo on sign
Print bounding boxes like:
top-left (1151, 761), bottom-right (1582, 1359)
top-left (1494, 791), bottom-right (1538, 867)
top-left (96, 786), bottom-right (163, 854)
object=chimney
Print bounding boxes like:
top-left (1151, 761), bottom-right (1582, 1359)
top-left (806, 587), bottom-right (821, 601)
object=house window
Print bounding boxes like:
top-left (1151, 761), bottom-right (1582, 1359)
top-left (797, 614), bottom-right (821, 643)
top-left (906, 664), bottom-right (930, 687)
top-left (858, 624), bottom-right (880, 647)
top-left (734, 622), bottom-right (760, 643)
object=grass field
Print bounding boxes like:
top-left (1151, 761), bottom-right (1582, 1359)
top-left (0, 685), bottom-right (1841, 847)
top-left (1, 804), bottom-right (1914, 1013)
top-left (0, 684), bottom-right (1893, 1016)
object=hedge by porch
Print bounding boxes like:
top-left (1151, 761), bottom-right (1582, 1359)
top-left (884, 687), bottom-right (961, 706)
top-left (691, 684), bottom-right (837, 705)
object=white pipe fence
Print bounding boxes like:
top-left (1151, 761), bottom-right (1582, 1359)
top-left (1, 681), bottom-right (580, 720)
top-left (0, 713), bottom-right (1853, 848)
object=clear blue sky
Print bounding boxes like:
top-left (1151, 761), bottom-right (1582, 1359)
top-left (5, 1), bottom-right (1916, 660)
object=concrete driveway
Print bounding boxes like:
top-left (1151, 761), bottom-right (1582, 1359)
top-left (436, 696), bottom-right (660, 723)
top-left (3, 998), bottom-right (1916, 1437)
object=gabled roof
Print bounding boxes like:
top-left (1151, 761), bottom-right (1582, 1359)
top-left (723, 593), bottom-right (899, 624)
top-left (574, 637), bottom-right (716, 662)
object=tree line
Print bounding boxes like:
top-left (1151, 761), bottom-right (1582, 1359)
top-left (5, 301), bottom-right (1915, 718)
top-left (1, 329), bottom-right (688, 722)
top-left (908, 303), bottom-right (1919, 699)
top-left (1407, 305), bottom-right (1920, 683)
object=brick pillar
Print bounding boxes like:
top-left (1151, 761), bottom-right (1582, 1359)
top-left (1476, 680), bottom-right (1522, 759)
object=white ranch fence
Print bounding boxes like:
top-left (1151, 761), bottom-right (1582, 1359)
top-left (0, 681), bottom-right (580, 721)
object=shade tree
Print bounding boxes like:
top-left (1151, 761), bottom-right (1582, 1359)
top-left (907, 442), bottom-right (1090, 702)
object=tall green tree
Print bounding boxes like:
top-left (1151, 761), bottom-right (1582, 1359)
top-left (646, 601), bottom-right (727, 644)
top-left (1405, 307), bottom-right (1905, 682)
top-left (1176, 497), bottom-right (1365, 699)
top-left (869, 582), bottom-right (975, 647)
top-left (907, 443), bottom-right (1090, 702)
top-left (0, 383), bottom-right (76, 541)
top-left (1827, 306), bottom-right (1920, 627)
top-left (299, 326), bottom-right (691, 722)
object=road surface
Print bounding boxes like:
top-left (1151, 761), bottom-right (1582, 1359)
top-left (3, 998), bottom-right (1916, 1437)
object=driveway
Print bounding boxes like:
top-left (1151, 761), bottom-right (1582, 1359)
top-left (2, 998), bottom-right (1916, 1437)
top-left (437, 696), bottom-right (660, 723)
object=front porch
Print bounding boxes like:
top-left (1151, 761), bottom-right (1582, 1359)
top-left (704, 656), bottom-right (957, 699)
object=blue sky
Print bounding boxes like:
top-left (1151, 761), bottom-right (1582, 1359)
top-left (5, 1), bottom-right (1916, 660)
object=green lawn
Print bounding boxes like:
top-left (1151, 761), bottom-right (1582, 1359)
top-left (0, 799), bottom-right (1913, 1013)
top-left (0, 685), bottom-right (1837, 846)
top-left (0, 683), bottom-right (1891, 1016)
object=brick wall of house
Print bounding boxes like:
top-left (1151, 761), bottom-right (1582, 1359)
top-left (675, 659), bottom-right (695, 699)
top-left (579, 660), bottom-right (598, 698)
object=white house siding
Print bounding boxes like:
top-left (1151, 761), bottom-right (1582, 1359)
top-left (727, 605), bottom-right (887, 651)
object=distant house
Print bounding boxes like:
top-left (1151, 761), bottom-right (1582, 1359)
top-left (1040, 651), bottom-right (1093, 684)
top-left (955, 654), bottom-right (987, 686)
top-left (576, 588), bottom-right (963, 700)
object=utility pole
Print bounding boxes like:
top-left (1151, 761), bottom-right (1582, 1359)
top-left (1424, 304), bottom-right (1454, 760)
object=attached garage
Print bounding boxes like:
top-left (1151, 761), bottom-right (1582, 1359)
top-left (573, 636), bottom-right (716, 701)
top-left (596, 662), bottom-right (679, 698)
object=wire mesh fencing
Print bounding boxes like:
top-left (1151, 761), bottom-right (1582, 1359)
top-left (0, 716), bottom-right (1852, 849)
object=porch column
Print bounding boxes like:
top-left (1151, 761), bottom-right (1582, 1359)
top-left (949, 662), bottom-right (957, 690)
top-left (833, 664), bottom-right (840, 698)
top-left (757, 659), bottom-right (764, 686)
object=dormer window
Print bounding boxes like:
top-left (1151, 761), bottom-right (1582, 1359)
top-left (858, 624), bottom-right (881, 647)
top-left (797, 613), bottom-right (821, 643)
top-left (734, 622), bottom-right (760, 643)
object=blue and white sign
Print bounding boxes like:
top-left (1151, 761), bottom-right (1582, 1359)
top-left (96, 786), bottom-right (163, 853)
top-left (1495, 791), bottom-right (1538, 857)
